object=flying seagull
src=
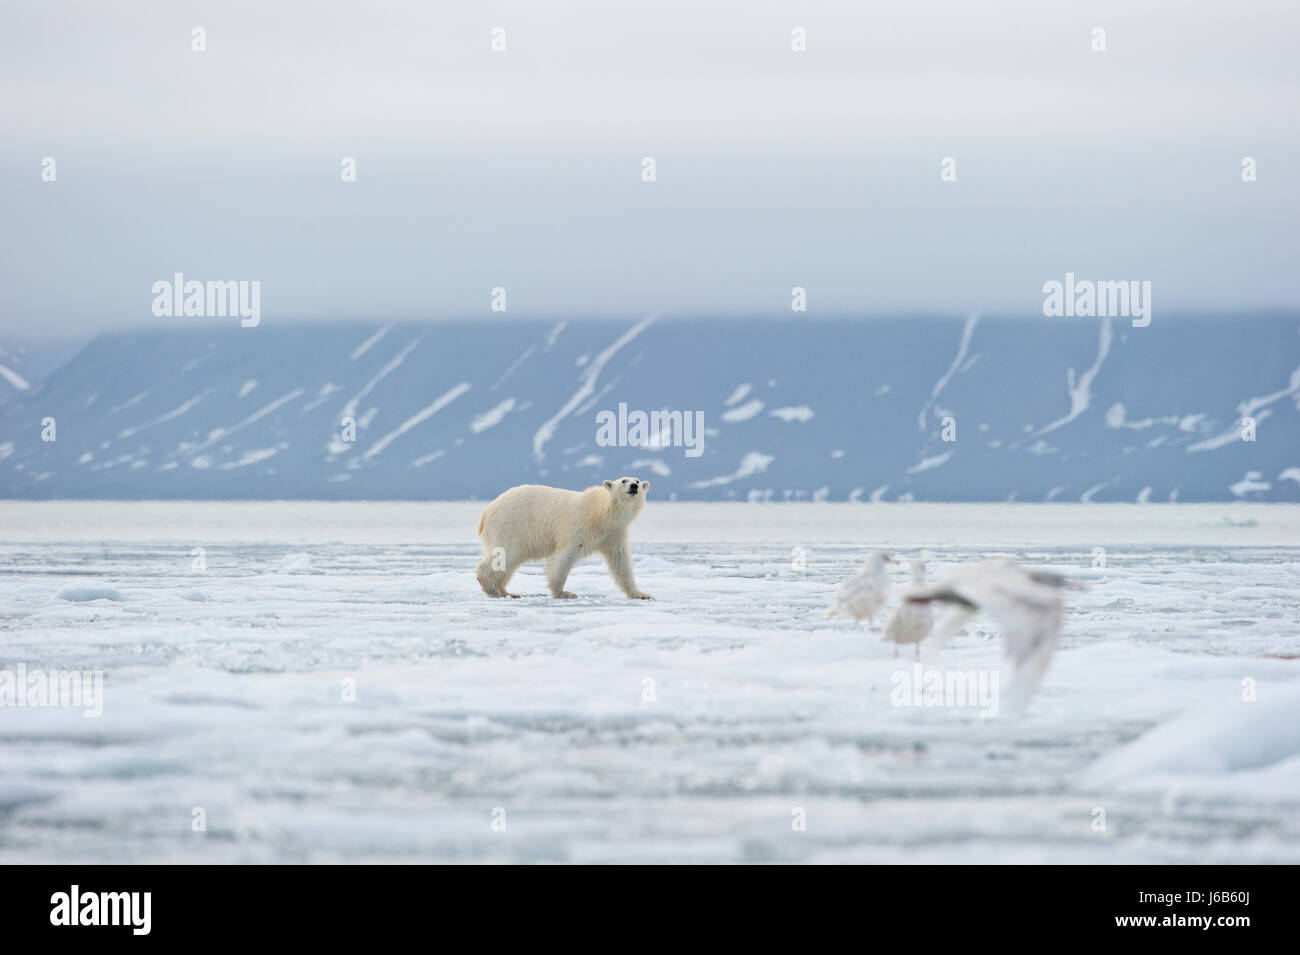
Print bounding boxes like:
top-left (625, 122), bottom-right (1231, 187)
top-left (904, 560), bottom-right (1076, 716)
top-left (827, 551), bottom-right (897, 630)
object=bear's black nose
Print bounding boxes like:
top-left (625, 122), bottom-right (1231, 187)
top-left (629, 482), bottom-right (639, 493)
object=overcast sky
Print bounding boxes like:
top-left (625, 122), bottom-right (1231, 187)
top-left (2, 0), bottom-right (1297, 339)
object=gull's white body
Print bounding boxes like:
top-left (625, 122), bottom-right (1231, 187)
top-left (883, 561), bottom-right (933, 658)
top-left (828, 551), bottom-right (894, 629)
top-left (908, 559), bottom-right (1070, 716)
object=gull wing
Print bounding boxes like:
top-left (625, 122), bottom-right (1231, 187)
top-left (910, 561), bottom-right (1066, 715)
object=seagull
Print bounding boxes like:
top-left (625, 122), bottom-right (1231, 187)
top-left (904, 560), bottom-right (1075, 716)
top-left (883, 561), bottom-right (933, 659)
top-left (827, 551), bottom-right (897, 629)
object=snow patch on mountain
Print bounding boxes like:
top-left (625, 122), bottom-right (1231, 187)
top-left (533, 315), bottom-right (655, 464)
top-left (690, 451), bottom-right (774, 488)
top-left (470, 398), bottom-right (516, 433)
top-left (918, 312), bottom-right (979, 431)
top-left (0, 362), bottom-right (30, 391)
top-left (721, 399), bottom-right (764, 422)
top-left (724, 384), bottom-right (752, 406)
top-left (363, 383), bottom-right (471, 460)
top-left (907, 450), bottom-right (953, 474)
top-left (350, 324), bottom-right (391, 361)
top-left (1036, 316), bottom-right (1113, 437)
top-left (118, 390), bottom-right (211, 438)
top-left (1230, 471), bottom-right (1271, 496)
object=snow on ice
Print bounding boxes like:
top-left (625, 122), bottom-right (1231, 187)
top-left (0, 501), bottom-right (1297, 863)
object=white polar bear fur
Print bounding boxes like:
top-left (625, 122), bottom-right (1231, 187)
top-left (476, 477), bottom-right (652, 599)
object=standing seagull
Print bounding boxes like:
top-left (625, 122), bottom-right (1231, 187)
top-left (904, 560), bottom-right (1075, 716)
top-left (883, 561), bottom-right (933, 659)
top-left (827, 551), bottom-right (897, 630)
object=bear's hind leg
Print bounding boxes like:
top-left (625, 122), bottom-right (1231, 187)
top-left (476, 554), bottom-right (505, 597)
top-left (498, 560), bottom-right (523, 598)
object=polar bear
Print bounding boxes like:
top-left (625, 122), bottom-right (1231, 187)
top-left (475, 477), bottom-right (653, 599)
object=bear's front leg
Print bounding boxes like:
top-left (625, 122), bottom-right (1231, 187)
top-left (602, 539), bottom-right (653, 600)
top-left (546, 546), bottom-right (580, 598)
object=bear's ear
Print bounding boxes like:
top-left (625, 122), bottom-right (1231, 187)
top-left (603, 480), bottom-right (613, 490)
top-left (641, 480), bottom-right (651, 492)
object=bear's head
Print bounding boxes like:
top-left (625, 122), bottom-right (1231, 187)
top-left (603, 476), bottom-right (650, 515)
